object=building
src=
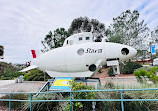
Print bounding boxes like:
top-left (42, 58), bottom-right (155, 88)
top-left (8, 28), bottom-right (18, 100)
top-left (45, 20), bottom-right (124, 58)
top-left (0, 45), bottom-right (4, 59)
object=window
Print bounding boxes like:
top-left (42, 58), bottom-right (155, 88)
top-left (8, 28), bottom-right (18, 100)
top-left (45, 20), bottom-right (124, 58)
top-left (70, 40), bottom-right (73, 45)
top-left (67, 40), bottom-right (68, 44)
top-left (95, 37), bottom-right (102, 42)
top-left (77, 48), bottom-right (84, 56)
top-left (86, 37), bottom-right (90, 40)
top-left (79, 37), bottom-right (82, 41)
top-left (121, 48), bottom-right (129, 55)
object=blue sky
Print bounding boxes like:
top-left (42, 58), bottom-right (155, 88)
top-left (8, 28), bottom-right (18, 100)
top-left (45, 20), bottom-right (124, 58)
top-left (0, 0), bottom-right (158, 63)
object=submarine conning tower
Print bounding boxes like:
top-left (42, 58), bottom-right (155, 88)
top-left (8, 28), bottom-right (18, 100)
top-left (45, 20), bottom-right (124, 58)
top-left (63, 32), bottom-right (107, 47)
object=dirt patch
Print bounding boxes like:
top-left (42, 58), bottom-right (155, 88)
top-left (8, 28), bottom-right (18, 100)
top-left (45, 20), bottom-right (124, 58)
top-left (118, 73), bottom-right (134, 77)
top-left (92, 68), bottom-right (110, 78)
top-left (92, 67), bottom-right (134, 78)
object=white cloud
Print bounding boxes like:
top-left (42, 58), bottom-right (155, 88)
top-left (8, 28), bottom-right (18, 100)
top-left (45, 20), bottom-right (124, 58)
top-left (0, 0), bottom-right (158, 63)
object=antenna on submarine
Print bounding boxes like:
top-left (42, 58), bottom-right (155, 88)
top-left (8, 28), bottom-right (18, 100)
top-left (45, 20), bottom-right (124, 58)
top-left (90, 24), bottom-right (94, 33)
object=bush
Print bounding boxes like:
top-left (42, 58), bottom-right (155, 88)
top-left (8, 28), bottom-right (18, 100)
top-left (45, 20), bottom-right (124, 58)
top-left (0, 94), bottom-right (29, 110)
top-left (98, 68), bottom-right (102, 73)
top-left (134, 66), bottom-right (158, 84)
top-left (23, 69), bottom-right (50, 81)
top-left (0, 62), bottom-right (17, 76)
top-left (0, 63), bottom-right (23, 80)
top-left (16, 81), bottom-right (158, 111)
top-left (0, 70), bottom-right (23, 80)
top-left (123, 62), bottom-right (142, 74)
top-left (22, 81), bottom-right (96, 111)
top-left (68, 81), bottom-right (96, 111)
top-left (96, 82), bottom-right (158, 111)
top-left (22, 93), bottom-right (67, 111)
top-left (108, 67), bottom-right (114, 77)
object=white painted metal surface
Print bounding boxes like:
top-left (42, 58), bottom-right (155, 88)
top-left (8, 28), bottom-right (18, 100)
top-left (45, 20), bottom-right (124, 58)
top-left (20, 32), bottom-right (137, 77)
top-left (153, 58), bottom-right (158, 66)
top-left (107, 60), bottom-right (119, 66)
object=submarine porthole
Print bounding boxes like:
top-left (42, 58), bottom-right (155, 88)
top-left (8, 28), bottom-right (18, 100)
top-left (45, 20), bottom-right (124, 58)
top-left (89, 64), bottom-right (96, 72)
top-left (121, 48), bottom-right (129, 55)
top-left (77, 48), bottom-right (84, 56)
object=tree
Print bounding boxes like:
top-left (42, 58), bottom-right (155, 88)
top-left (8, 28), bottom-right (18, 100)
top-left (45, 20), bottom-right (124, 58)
top-left (0, 63), bottom-right (23, 80)
top-left (107, 10), bottom-right (150, 50)
top-left (151, 26), bottom-right (158, 43)
top-left (68, 17), bottom-right (106, 41)
top-left (23, 69), bottom-right (50, 81)
top-left (41, 28), bottom-right (70, 52)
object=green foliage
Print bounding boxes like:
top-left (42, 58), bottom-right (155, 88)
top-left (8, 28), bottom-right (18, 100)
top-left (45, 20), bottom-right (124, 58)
top-left (97, 82), bottom-right (158, 111)
top-left (41, 28), bottom-right (70, 52)
top-left (134, 66), bottom-right (158, 84)
top-left (22, 81), bottom-right (96, 111)
top-left (0, 71), bottom-right (23, 80)
top-left (0, 94), bottom-right (29, 110)
top-left (71, 81), bottom-right (95, 99)
top-left (68, 17), bottom-right (106, 40)
top-left (97, 68), bottom-right (102, 73)
top-left (23, 69), bottom-right (50, 81)
top-left (0, 63), bottom-right (23, 80)
top-left (108, 67), bottom-right (114, 76)
top-left (0, 62), bottom-right (15, 75)
top-left (68, 81), bottom-right (96, 111)
top-left (151, 26), bottom-right (158, 43)
top-left (122, 62), bottom-right (142, 74)
top-left (4, 81), bottom-right (158, 111)
top-left (107, 10), bottom-right (150, 50)
top-left (22, 93), bottom-right (67, 111)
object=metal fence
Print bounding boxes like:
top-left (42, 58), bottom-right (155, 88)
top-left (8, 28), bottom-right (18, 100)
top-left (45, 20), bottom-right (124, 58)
top-left (1, 88), bottom-right (158, 111)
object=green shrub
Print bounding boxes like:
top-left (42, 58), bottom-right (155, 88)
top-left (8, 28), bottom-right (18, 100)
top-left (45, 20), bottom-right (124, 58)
top-left (0, 94), bottom-right (29, 110)
top-left (0, 70), bottom-right (23, 80)
top-left (23, 69), bottom-right (50, 81)
top-left (108, 67), bottom-right (114, 77)
top-left (22, 93), bottom-right (67, 111)
top-left (97, 82), bottom-right (158, 111)
top-left (0, 63), bottom-right (23, 80)
top-left (68, 81), bottom-right (96, 111)
top-left (134, 66), bottom-right (158, 84)
top-left (22, 81), bottom-right (96, 111)
top-left (123, 62), bottom-right (142, 74)
top-left (19, 81), bottom-right (158, 111)
top-left (98, 68), bottom-right (102, 73)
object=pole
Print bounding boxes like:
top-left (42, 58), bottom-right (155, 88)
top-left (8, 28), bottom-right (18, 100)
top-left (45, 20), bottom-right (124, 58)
top-left (9, 93), bottom-right (11, 111)
top-left (30, 93), bottom-right (32, 111)
top-left (150, 42), bottom-right (153, 66)
top-left (120, 90), bottom-right (124, 111)
top-left (70, 90), bottom-right (73, 111)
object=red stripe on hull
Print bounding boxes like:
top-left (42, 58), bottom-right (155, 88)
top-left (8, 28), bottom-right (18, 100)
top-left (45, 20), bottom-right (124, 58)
top-left (31, 50), bottom-right (36, 58)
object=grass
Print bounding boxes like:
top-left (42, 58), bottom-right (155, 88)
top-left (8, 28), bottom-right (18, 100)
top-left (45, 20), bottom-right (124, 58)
top-left (1, 82), bottom-right (158, 111)
top-left (96, 82), bottom-right (158, 111)
top-left (0, 93), bottom-right (29, 110)
top-left (22, 93), bottom-right (68, 111)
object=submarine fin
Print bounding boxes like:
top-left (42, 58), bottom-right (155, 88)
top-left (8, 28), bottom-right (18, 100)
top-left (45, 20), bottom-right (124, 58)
top-left (45, 70), bottom-right (94, 77)
top-left (19, 65), bottom-right (38, 72)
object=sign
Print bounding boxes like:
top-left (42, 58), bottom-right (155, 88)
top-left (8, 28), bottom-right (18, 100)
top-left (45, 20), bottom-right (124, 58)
top-left (50, 77), bottom-right (73, 90)
top-left (151, 44), bottom-right (157, 54)
top-left (107, 60), bottom-right (119, 66)
top-left (151, 44), bottom-right (156, 54)
top-left (85, 48), bottom-right (103, 53)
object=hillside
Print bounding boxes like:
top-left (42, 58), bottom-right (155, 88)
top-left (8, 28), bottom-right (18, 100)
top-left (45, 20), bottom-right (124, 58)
top-left (0, 62), bottom-right (23, 80)
top-left (0, 62), bottom-right (13, 75)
